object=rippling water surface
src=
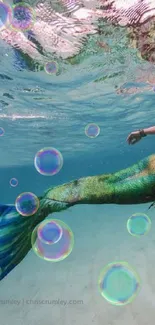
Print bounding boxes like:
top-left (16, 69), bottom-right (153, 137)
top-left (0, 2), bottom-right (155, 167)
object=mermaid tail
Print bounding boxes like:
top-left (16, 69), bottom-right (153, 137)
top-left (44, 154), bottom-right (155, 205)
top-left (0, 200), bottom-right (69, 281)
top-left (1, 154), bottom-right (155, 281)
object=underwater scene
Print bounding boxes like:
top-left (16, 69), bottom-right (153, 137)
top-left (1, 0), bottom-right (155, 324)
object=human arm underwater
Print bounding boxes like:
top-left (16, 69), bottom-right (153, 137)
top-left (127, 126), bottom-right (155, 145)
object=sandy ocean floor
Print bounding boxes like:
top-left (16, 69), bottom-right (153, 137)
top-left (0, 203), bottom-right (155, 325)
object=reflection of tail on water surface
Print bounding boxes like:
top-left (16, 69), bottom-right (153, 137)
top-left (1, 0), bottom-right (155, 64)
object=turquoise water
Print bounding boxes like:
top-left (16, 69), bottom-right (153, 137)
top-left (1, 3), bottom-right (155, 324)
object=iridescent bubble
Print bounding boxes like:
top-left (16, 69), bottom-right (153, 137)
top-left (10, 178), bottom-right (18, 187)
top-left (127, 213), bottom-right (151, 237)
top-left (85, 123), bottom-right (100, 138)
top-left (37, 220), bottom-right (63, 244)
top-left (11, 2), bottom-right (35, 31)
top-left (98, 261), bottom-right (141, 306)
top-left (0, 2), bottom-right (12, 30)
top-left (34, 147), bottom-right (63, 176)
top-left (44, 61), bottom-right (58, 75)
top-left (31, 218), bottom-right (74, 262)
top-left (15, 192), bottom-right (39, 216)
top-left (0, 127), bottom-right (4, 136)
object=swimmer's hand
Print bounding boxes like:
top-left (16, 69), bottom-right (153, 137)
top-left (127, 131), bottom-right (142, 145)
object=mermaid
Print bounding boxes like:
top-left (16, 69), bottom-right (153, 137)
top-left (1, 126), bottom-right (155, 281)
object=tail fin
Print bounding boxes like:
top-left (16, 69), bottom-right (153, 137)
top-left (0, 197), bottom-right (71, 281)
top-left (0, 204), bottom-right (37, 281)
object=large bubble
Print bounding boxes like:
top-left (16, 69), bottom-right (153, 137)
top-left (85, 123), bottom-right (100, 138)
top-left (11, 2), bottom-right (35, 31)
top-left (98, 261), bottom-right (141, 306)
top-left (127, 213), bottom-right (151, 237)
top-left (15, 192), bottom-right (39, 216)
top-left (34, 147), bottom-right (63, 176)
top-left (31, 219), bottom-right (74, 262)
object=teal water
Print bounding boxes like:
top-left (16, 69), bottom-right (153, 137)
top-left (1, 5), bottom-right (155, 324)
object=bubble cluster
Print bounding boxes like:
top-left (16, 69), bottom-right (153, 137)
top-left (31, 219), bottom-right (74, 262)
top-left (85, 123), bottom-right (100, 138)
top-left (44, 61), bottom-right (58, 75)
top-left (34, 147), bottom-right (63, 176)
top-left (15, 192), bottom-right (39, 216)
top-left (127, 213), bottom-right (151, 237)
top-left (11, 2), bottom-right (35, 31)
top-left (98, 261), bottom-right (141, 306)
top-left (10, 178), bottom-right (18, 187)
top-left (0, 127), bottom-right (4, 136)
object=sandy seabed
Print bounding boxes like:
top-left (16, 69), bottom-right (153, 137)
top-left (0, 203), bottom-right (154, 325)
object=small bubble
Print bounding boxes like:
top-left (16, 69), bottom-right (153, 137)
top-left (11, 2), bottom-right (35, 31)
top-left (10, 178), bottom-right (18, 187)
top-left (38, 220), bottom-right (63, 244)
top-left (85, 123), bottom-right (100, 138)
top-left (44, 61), bottom-right (58, 75)
top-left (15, 192), bottom-right (39, 216)
top-left (127, 213), bottom-right (151, 237)
top-left (34, 147), bottom-right (63, 176)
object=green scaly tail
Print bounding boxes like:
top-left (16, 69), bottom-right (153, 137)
top-left (1, 154), bottom-right (155, 281)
